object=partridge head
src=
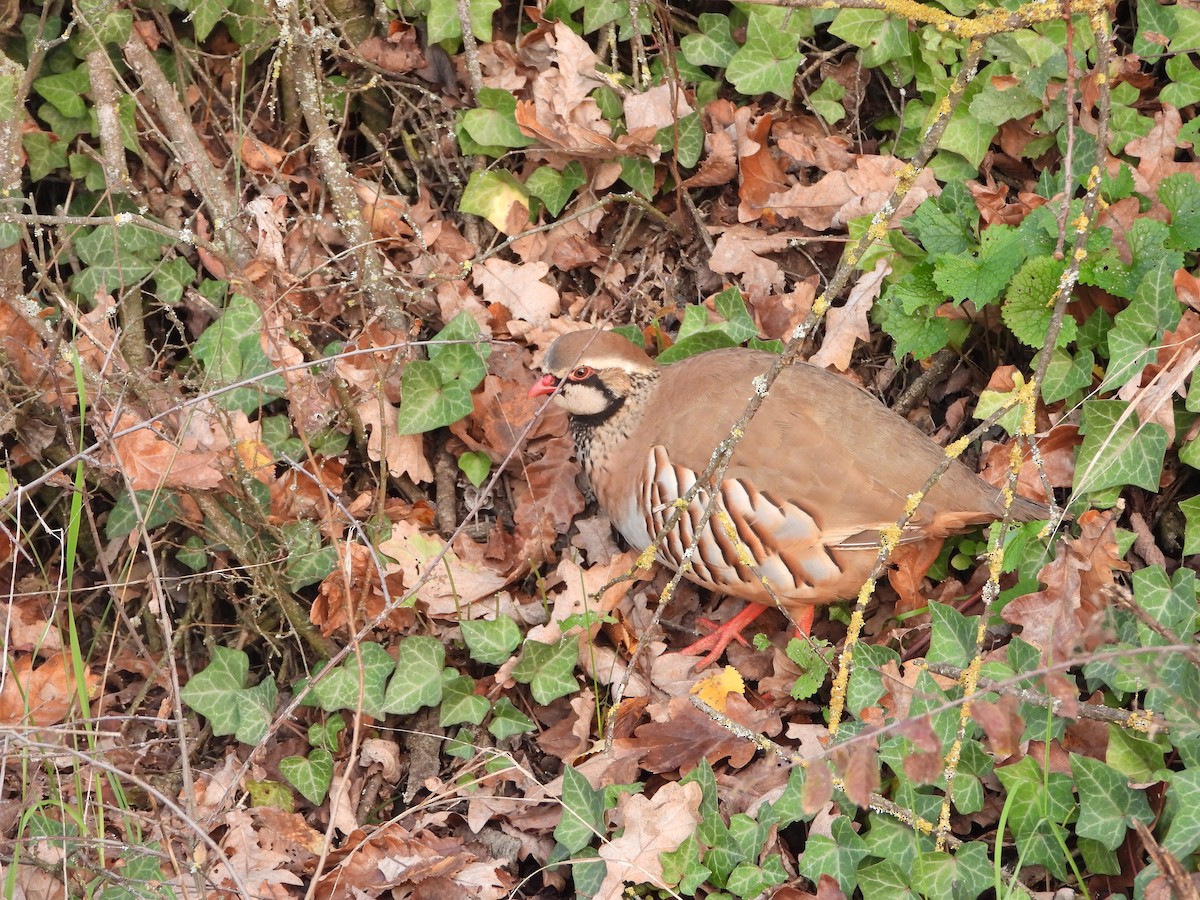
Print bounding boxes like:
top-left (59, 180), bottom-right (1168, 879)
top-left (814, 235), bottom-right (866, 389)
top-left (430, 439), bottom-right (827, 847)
top-left (529, 329), bottom-right (1047, 667)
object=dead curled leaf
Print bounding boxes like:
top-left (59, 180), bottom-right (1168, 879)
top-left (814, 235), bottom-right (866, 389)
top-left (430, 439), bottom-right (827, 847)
top-left (1001, 507), bottom-right (1129, 664)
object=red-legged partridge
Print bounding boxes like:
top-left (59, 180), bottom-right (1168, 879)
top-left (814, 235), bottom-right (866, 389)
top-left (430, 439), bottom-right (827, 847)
top-left (529, 329), bottom-right (1047, 667)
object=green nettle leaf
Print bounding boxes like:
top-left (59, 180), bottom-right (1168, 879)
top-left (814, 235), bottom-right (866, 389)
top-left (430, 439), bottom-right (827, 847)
top-left (191, 293), bottom-right (288, 413)
top-left (785, 637), bottom-right (831, 700)
top-left (1002, 254), bottom-right (1074, 348)
top-left (511, 637), bottom-right (579, 704)
top-left (525, 161), bottom-right (586, 216)
top-left (1073, 399), bottom-right (1169, 495)
top-left (461, 616), bottom-right (521, 665)
top-left (554, 765), bottom-right (606, 852)
top-left (280, 749), bottom-right (333, 805)
top-left (680, 13), bottom-right (738, 68)
top-left (440, 674), bottom-right (490, 726)
top-left (381, 636), bottom-right (445, 714)
top-left (907, 183), bottom-right (977, 255)
top-left (933, 225), bottom-right (1025, 305)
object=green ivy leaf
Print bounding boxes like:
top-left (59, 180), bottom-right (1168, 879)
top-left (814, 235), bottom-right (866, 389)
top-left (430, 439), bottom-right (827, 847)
top-left (525, 161), bottom-right (586, 216)
top-left (459, 169), bottom-right (529, 232)
top-left (726, 11), bottom-right (802, 98)
top-left (280, 749), bottom-right (333, 805)
top-left (553, 765), bottom-right (605, 852)
top-left (396, 360), bottom-right (474, 435)
top-left (191, 293), bottom-right (288, 413)
top-left (311, 642), bottom-right (394, 719)
top-left (1071, 753), bottom-right (1154, 850)
top-left (33, 65), bottom-right (90, 118)
top-left (461, 616), bottom-right (521, 665)
top-left (180, 646), bottom-right (277, 744)
top-left (458, 87), bottom-right (534, 158)
top-left (680, 13), bottom-right (737, 68)
top-left (381, 636), bottom-right (445, 714)
top-left (487, 697), bottom-right (534, 739)
top-left (927, 601), bottom-right (978, 669)
top-left (995, 755), bottom-right (1076, 880)
top-left (798, 816), bottom-right (869, 895)
top-left (511, 637), bottom-right (579, 704)
top-left (1073, 399), bottom-right (1169, 495)
top-left (106, 489), bottom-right (184, 540)
top-left (457, 450), bottom-right (492, 488)
top-left (440, 674), bottom-right (490, 726)
top-left (809, 78), bottom-right (846, 125)
top-left (282, 520), bottom-right (337, 590)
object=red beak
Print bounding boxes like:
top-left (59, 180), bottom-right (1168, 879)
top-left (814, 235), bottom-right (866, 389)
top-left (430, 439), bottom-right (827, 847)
top-left (528, 374), bottom-right (559, 398)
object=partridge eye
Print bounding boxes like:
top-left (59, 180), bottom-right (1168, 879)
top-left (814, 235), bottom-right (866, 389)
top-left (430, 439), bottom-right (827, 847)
top-left (569, 366), bottom-right (593, 381)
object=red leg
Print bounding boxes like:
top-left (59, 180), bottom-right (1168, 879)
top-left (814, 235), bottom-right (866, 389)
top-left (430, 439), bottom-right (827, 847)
top-left (678, 603), bottom-right (817, 670)
top-left (677, 603), bottom-right (769, 670)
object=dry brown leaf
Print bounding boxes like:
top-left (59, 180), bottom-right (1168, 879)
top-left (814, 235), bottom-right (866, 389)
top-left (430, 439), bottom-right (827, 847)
top-left (355, 28), bottom-right (425, 74)
top-left (833, 737), bottom-right (881, 806)
top-left (376, 520), bottom-right (515, 616)
top-left (472, 258), bottom-right (560, 325)
top-left (970, 694), bottom-right (1024, 759)
top-left (624, 694), bottom-right (780, 774)
top-left (736, 110), bottom-right (790, 223)
top-left (767, 155), bottom-right (939, 231)
top-left (596, 781), bottom-right (702, 898)
top-left (1001, 507), bottom-right (1128, 664)
top-left (359, 401), bottom-right (434, 483)
top-left (107, 411), bottom-right (226, 492)
top-left (0, 652), bottom-right (99, 726)
top-left (809, 259), bottom-right (889, 370)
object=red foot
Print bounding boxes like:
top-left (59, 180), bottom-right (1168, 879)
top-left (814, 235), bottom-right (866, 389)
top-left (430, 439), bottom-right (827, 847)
top-left (677, 603), bottom-right (818, 670)
top-left (677, 603), bottom-right (769, 670)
